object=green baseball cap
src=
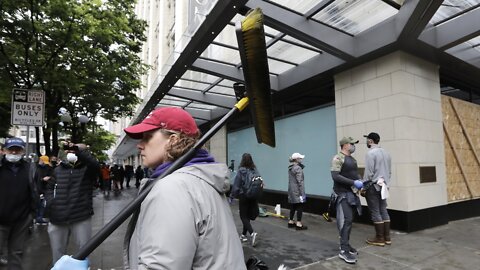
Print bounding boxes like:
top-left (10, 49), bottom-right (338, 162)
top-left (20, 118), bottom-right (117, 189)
top-left (339, 136), bottom-right (359, 146)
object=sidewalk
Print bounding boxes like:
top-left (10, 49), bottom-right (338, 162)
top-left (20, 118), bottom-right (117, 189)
top-left (7, 188), bottom-right (480, 269)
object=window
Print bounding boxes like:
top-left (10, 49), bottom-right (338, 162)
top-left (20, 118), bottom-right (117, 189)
top-left (420, 166), bottom-right (437, 183)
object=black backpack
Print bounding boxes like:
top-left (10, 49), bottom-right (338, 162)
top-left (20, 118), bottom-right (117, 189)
top-left (242, 169), bottom-right (264, 199)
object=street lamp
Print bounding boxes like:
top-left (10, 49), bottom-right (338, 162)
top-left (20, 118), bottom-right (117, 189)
top-left (58, 109), bottom-right (90, 142)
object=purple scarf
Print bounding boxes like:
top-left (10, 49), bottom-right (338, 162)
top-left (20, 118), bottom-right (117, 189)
top-left (150, 149), bottom-right (215, 178)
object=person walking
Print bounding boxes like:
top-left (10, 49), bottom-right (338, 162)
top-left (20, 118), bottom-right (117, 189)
top-left (134, 165), bottom-right (144, 189)
top-left (363, 132), bottom-right (392, 246)
top-left (110, 165), bottom-right (122, 195)
top-left (35, 155), bottom-right (53, 225)
top-left (100, 164), bottom-right (111, 196)
top-left (287, 153), bottom-right (308, 230)
top-left (45, 142), bottom-right (100, 265)
top-left (124, 165), bottom-right (134, 188)
top-left (230, 153), bottom-right (260, 247)
top-left (0, 137), bottom-right (39, 270)
top-left (330, 136), bottom-right (363, 264)
top-left (51, 107), bottom-right (247, 269)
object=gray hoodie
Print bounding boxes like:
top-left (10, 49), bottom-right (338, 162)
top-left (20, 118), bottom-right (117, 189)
top-left (288, 162), bottom-right (305, 204)
top-left (124, 163), bottom-right (246, 270)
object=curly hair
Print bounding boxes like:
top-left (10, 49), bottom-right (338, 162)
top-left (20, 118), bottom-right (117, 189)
top-left (161, 129), bottom-right (200, 161)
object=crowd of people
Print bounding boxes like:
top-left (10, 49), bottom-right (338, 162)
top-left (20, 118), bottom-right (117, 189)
top-left (1, 106), bottom-right (391, 269)
top-left (0, 138), bottom-right (149, 270)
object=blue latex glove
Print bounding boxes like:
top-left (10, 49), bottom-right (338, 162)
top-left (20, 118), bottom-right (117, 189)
top-left (51, 255), bottom-right (88, 270)
top-left (353, 180), bottom-right (363, 189)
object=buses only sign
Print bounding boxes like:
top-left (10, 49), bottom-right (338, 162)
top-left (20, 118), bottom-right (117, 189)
top-left (11, 89), bottom-right (45, 126)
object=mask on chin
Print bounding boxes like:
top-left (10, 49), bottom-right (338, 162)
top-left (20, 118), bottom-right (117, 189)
top-left (66, 153), bottom-right (78, 163)
top-left (5, 154), bottom-right (22, 163)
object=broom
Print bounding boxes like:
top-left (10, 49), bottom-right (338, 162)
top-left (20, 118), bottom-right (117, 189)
top-left (72, 7), bottom-right (275, 262)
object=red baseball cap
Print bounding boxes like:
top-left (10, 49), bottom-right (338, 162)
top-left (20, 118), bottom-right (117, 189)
top-left (124, 107), bottom-right (199, 139)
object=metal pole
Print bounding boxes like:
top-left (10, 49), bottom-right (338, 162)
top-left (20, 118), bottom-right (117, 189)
top-left (26, 126), bottom-right (30, 156)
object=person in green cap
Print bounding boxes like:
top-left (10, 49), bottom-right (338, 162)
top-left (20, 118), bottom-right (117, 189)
top-left (330, 136), bottom-right (363, 264)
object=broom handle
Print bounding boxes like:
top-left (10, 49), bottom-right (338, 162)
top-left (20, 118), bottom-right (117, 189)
top-left (73, 97), bottom-right (249, 260)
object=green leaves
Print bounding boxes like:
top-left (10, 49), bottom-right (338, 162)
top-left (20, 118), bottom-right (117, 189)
top-left (0, 0), bottom-right (147, 153)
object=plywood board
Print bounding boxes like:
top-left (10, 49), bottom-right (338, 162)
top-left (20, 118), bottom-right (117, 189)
top-left (442, 96), bottom-right (480, 202)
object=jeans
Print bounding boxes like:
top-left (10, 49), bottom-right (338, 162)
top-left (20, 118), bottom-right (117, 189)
top-left (336, 195), bottom-right (355, 251)
top-left (365, 186), bottom-right (390, 223)
top-left (0, 214), bottom-right (32, 270)
top-left (48, 217), bottom-right (92, 265)
top-left (35, 198), bottom-right (46, 222)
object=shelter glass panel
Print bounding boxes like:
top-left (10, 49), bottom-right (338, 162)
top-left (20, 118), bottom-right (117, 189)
top-left (207, 85), bottom-right (235, 95)
top-left (268, 58), bottom-right (296, 74)
top-left (267, 40), bottom-right (319, 64)
top-left (183, 70), bottom-right (219, 84)
top-left (312, 0), bottom-right (398, 35)
top-left (270, 0), bottom-right (319, 13)
top-left (175, 79), bottom-right (211, 90)
top-left (430, 0), bottom-right (479, 25)
top-left (201, 43), bottom-right (240, 65)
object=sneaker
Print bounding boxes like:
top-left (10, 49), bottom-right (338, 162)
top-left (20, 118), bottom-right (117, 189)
top-left (0, 257), bottom-right (7, 265)
top-left (240, 234), bottom-right (248, 242)
top-left (348, 246), bottom-right (358, 256)
top-left (287, 222), bottom-right (296, 228)
top-left (251, 232), bottom-right (258, 247)
top-left (339, 250), bottom-right (356, 264)
top-left (295, 224), bottom-right (308, 230)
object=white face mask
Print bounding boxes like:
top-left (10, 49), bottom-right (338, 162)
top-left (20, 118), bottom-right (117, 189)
top-left (5, 154), bottom-right (22, 163)
top-left (66, 153), bottom-right (78, 163)
top-left (349, 144), bottom-right (356, 154)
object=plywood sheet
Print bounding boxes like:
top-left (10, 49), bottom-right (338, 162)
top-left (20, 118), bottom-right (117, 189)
top-left (442, 96), bottom-right (480, 202)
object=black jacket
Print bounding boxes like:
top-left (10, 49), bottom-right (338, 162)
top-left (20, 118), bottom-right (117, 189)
top-left (36, 164), bottom-right (53, 195)
top-left (0, 158), bottom-right (39, 225)
top-left (45, 150), bottom-right (99, 225)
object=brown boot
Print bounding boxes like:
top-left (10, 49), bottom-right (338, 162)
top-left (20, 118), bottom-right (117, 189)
top-left (366, 222), bottom-right (385, 246)
top-left (384, 221), bottom-right (391, 245)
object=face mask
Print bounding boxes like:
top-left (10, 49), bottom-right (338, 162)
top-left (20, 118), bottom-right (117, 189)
top-left (349, 144), bottom-right (356, 154)
top-left (6, 154), bottom-right (22, 163)
top-left (66, 153), bottom-right (78, 163)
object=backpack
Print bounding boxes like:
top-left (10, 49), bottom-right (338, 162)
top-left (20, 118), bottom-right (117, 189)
top-left (242, 169), bottom-right (264, 199)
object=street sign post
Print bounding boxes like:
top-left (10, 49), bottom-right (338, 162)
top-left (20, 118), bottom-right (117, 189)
top-left (11, 89), bottom-right (45, 126)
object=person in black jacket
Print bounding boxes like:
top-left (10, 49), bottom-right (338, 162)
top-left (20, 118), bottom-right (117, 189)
top-left (0, 137), bottom-right (38, 270)
top-left (230, 153), bottom-right (260, 247)
top-left (35, 155), bottom-right (53, 225)
top-left (134, 165), bottom-right (144, 189)
top-left (45, 142), bottom-right (99, 265)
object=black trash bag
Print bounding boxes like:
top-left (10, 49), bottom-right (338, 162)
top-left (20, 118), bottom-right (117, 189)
top-left (246, 256), bottom-right (269, 270)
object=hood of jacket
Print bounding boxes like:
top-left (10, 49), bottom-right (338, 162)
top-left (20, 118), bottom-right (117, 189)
top-left (174, 163), bottom-right (231, 195)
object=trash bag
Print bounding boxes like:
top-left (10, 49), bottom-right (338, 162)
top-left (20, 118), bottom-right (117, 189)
top-left (246, 256), bottom-right (269, 270)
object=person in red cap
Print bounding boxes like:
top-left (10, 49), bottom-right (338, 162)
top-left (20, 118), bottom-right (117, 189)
top-left (51, 107), bottom-right (247, 270)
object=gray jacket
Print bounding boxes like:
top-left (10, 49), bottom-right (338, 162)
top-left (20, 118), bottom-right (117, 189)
top-left (124, 163), bottom-right (246, 270)
top-left (288, 162), bottom-right (305, 204)
top-left (364, 145), bottom-right (392, 191)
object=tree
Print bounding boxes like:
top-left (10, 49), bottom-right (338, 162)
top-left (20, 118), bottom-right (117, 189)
top-left (83, 126), bottom-right (117, 162)
top-left (0, 0), bottom-right (147, 155)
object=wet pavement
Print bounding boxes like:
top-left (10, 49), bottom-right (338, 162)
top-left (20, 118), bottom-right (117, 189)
top-left (3, 188), bottom-right (480, 269)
